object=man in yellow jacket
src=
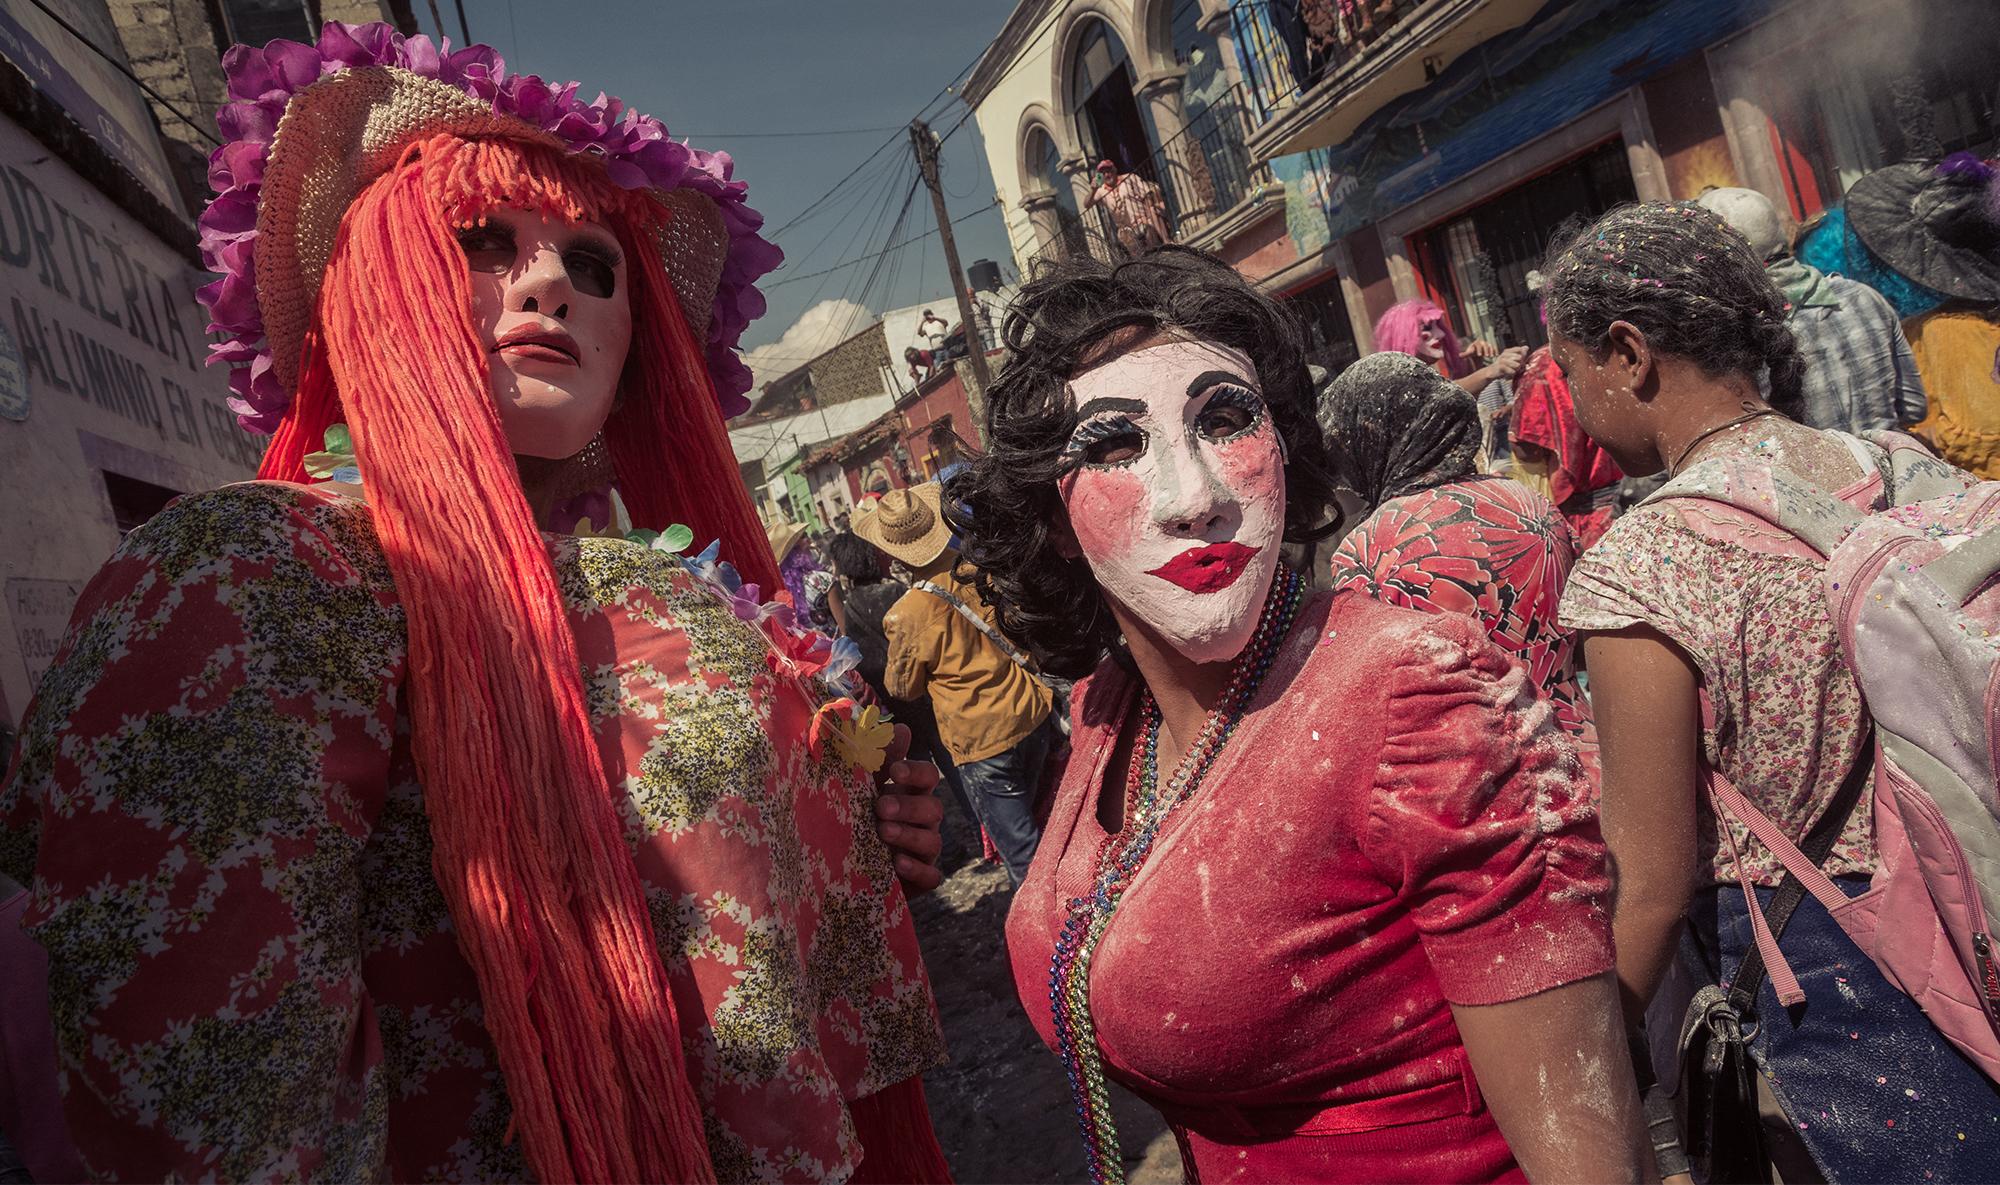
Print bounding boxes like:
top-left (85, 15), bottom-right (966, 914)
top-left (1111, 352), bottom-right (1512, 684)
top-left (857, 484), bottom-right (1056, 883)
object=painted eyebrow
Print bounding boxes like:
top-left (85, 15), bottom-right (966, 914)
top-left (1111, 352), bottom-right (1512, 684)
top-left (1074, 396), bottom-right (1148, 419)
top-left (1185, 369), bottom-right (1254, 396)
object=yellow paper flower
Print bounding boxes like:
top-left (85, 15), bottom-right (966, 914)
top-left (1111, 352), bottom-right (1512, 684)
top-left (834, 703), bottom-right (896, 773)
top-left (810, 698), bottom-right (894, 773)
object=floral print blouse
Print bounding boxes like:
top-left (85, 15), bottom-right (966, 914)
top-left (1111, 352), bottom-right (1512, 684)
top-left (1557, 436), bottom-right (1973, 886)
top-left (1330, 476), bottom-right (1597, 764)
top-left (0, 482), bottom-right (944, 1182)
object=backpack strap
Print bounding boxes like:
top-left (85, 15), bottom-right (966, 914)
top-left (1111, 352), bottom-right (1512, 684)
top-left (1710, 740), bottom-right (1874, 1011)
top-left (1921, 525), bottom-right (2000, 607)
top-left (1644, 450), bottom-right (1868, 558)
top-left (912, 579), bottom-right (1051, 685)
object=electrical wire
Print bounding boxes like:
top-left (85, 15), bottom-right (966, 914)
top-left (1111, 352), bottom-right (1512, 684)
top-left (762, 200), bottom-right (1000, 290)
top-left (21, 0), bottom-right (222, 147)
top-left (796, 155), bottom-right (911, 316)
top-left (761, 35), bottom-right (990, 242)
top-left (676, 125), bottom-right (905, 139)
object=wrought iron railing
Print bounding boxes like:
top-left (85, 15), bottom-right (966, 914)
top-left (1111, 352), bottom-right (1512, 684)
top-left (1231, 0), bottom-right (1427, 125)
top-left (1148, 82), bottom-right (1272, 239)
top-left (1022, 82), bottom-right (1276, 276)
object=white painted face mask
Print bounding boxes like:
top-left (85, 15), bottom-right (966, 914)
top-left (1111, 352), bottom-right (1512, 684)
top-left (1059, 339), bottom-right (1286, 665)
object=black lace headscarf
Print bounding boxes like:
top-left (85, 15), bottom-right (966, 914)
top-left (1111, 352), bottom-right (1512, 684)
top-left (1317, 351), bottom-right (1482, 512)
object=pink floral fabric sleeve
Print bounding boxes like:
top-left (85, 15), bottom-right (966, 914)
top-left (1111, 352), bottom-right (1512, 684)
top-left (1558, 500), bottom-right (1876, 885)
top-left (1, 482), bottom-right (945, 1181)
top-left (1357, 612), bottom-right (1612, 1006)
top-left (0, 485), bottom-right (408, 1179)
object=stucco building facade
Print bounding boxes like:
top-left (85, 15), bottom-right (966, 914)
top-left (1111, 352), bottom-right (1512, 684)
top-left (0, 0), bottom-right (414, 738)
top-left (965, 0), bottom-right (1997, 374)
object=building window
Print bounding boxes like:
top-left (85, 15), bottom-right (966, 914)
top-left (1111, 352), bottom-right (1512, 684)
top-left (1070, 19), bottom-right (1156, 182)
top-left (102, 471), bottom-right (181, 536)
top-left (1411, 140), bottom-right (1637, 353)
top-left (215, 0), bottom-right (316, 49)
top-left (1285, 274), bottom-right (1360, 377)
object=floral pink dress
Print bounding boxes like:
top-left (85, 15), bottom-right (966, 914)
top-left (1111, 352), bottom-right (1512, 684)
top-left (1557, 437), bottom-right (1977, 885)
top-left (0, 482), bottom-right (944, 1181)
top-left (1330, 476), bottom-right (1597, 770)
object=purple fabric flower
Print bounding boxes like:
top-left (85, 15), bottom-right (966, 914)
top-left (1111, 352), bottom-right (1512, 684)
top-left (1938, 152), bottom-right (1997, 185)
top-left (197, 20), bottom-right (781, 432)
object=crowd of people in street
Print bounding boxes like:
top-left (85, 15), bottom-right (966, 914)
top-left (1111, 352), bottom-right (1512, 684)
top-left (6, 17), bottom-right (2000, 1185)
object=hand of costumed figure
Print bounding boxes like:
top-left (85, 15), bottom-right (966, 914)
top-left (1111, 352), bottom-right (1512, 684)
top-left (876, 725), bottom-right (946, 894)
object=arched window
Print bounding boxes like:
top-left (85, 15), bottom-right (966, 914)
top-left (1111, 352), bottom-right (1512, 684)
top-left (1170, 0), bottom-right (1224, 123)
top-left (1067, 19), bottom-right (1157, 180)
top-left (1024, 124), bottom-right (1086, 256)
top-left (1026, 126), bottom-right (1077, 214)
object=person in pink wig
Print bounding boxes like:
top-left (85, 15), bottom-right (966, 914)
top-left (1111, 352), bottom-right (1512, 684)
top-left (1371, 298), bottom-right (1527, 395)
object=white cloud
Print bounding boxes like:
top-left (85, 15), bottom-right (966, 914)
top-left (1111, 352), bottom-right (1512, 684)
top-left (742, 299), bottom-right (873, 393)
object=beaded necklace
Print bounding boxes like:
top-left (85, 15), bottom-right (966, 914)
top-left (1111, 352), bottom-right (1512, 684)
top-left (1048, 564), bottom-right (1306, 1185)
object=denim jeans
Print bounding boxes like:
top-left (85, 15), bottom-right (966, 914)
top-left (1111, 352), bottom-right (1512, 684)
top-left (956, 716), bottom-right (1054, 884)
top-left (1649, 880), bottom-right (2000, 1184)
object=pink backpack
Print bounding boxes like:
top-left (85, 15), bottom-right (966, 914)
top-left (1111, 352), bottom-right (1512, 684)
top-left (1653, 432), bottom-right (2000, 1080)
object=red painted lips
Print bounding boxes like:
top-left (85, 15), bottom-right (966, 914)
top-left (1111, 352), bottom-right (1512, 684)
top-left (492, 324), bottom-right (580, 365)
top-left (1147, 540), bottom-right (1258, 593)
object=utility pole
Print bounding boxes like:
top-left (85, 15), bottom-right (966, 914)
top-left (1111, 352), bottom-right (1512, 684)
top-left (910, 119), bottom-right (992, 390)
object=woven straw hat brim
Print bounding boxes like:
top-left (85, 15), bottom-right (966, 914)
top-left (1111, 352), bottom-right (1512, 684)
top-left (767, 520), bottom-right (808, 565)
top-left (851, 484), bottom-right (950, 568)
top-left (257, 66), bottom-right (729, 395)
top-left (1847, 163), bottom-right (2000, 302)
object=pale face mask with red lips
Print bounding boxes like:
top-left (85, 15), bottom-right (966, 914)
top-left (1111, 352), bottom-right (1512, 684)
top-left (1059, 338), bottom-right (1286, 665)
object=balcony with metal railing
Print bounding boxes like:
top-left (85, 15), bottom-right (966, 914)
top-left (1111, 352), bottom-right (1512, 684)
top-left (1022, 82), bottom-right (1279, 275)
top-left (1151, 82), bottom-right (1276, 244)
top-left (1231, 0), bottom-right (1545, 163)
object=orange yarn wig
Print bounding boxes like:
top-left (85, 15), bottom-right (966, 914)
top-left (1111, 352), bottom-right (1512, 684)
top-left (253, 133), bottom-right (799, 1183)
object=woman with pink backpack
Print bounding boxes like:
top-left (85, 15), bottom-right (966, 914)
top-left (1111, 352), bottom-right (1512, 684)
top-left (1544, 199), bottom-right (2000, 1183)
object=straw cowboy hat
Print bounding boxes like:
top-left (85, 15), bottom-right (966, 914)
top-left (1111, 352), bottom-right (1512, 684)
top-left (852, 484), bottom-right (951, 568)
top-left (766, 519), bottom-right (809, 565)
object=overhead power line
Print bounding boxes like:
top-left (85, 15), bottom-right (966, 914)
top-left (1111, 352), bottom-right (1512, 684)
top-left (763, 200), bottom-right (1001, 290)
top-left (22, 0), bottom-right (222, 148)
top-left (679, 125), bottom-right (906, 140)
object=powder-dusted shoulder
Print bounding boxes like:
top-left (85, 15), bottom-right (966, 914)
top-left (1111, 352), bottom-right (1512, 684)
top-left (111, 480), bottom-right (394, 588)
top-left (1308, 588), bottom-right (1518, 688)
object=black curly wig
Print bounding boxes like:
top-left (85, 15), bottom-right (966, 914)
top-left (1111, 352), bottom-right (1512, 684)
top-left (1542, 201), bottom-right (1807, 417)
top-left (951, 246), bottom-right (1338, 679)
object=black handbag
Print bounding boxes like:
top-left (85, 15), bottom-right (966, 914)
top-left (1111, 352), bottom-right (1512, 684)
top-left (1671, 746), bottom-right (1871, 1183)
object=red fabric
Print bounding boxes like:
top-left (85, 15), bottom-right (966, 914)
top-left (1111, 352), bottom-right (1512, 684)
top-left (1329, 477), bottom-right (1598, 783)
top-left (1510, 348), bottom-right (1623, 549)
top-left (1007, 593), bottom-right (1612, 1183)
top-left (1, 485), bottom-right (944, 1180)
top-left (847, 1076), bottom-right (954, 1184)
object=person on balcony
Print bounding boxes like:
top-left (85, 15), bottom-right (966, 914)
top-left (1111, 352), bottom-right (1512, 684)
top-left (1085, 159), bottom-right (1170, 257)
top-left (919, 308), bottom-right (950, 356)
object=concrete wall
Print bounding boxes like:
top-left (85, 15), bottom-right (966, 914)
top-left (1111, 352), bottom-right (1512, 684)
top-left (967, 3), bottom-right (1066, 275)
top-left (0, 113), bottom-right (262, 730)
top-left (105, 0), bottom-right (416, 212)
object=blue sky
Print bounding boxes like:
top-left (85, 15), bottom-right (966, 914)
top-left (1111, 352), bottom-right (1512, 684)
top-left (446, 0), bottom-right (1024, 374)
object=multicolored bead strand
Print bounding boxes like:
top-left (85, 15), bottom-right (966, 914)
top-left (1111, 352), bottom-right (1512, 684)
top-left (1048, 565), bottom-right (1306, 1185)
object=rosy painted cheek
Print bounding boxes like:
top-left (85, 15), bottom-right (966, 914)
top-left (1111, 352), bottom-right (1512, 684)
top-left (1061, 466), bottom-right (1150, 564)
top-left (1211, 430), bottom-right (1284, 508)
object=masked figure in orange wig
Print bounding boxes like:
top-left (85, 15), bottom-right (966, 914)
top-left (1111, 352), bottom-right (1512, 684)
top-left (0, 22), bottom-right (952, 1184)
